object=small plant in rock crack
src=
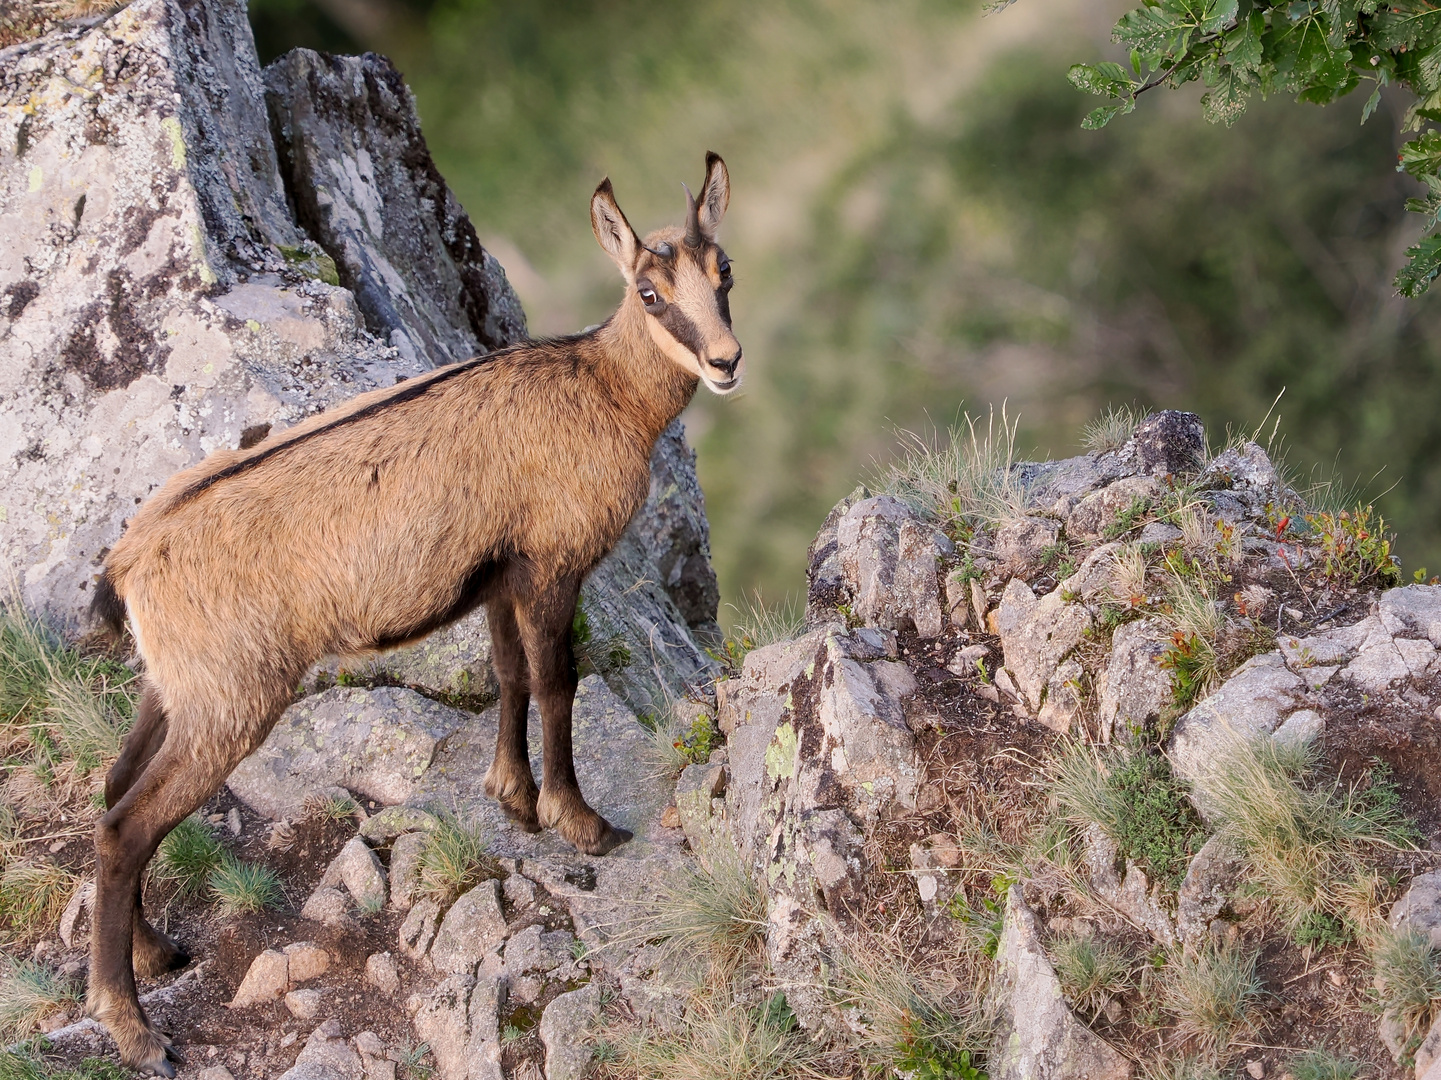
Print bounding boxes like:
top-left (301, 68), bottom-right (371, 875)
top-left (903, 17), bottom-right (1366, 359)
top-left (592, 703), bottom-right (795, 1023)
top-left (1103, 495), bottom-right (1154, 541)
top-left (1049, 929), bottom-right (1134, 1019)
top-left (304, 793), bottom-right (361, 823)
top-left (418, 814), bottom-right (501, 906)
top-left (207, 855), bottom-right (282, 915)
top-left (393, 1041), bottom-right (433, 1080)
top-left (1306, 504), bottom-right (1403, 588)
top-left (1082, 405), bottom-right (1146, 454)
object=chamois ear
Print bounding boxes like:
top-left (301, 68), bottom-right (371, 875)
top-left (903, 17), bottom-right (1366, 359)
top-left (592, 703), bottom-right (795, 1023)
top-left (591, 179), bottom-right (641, 279)
top-left (697, 152), bottom-right (729, 239)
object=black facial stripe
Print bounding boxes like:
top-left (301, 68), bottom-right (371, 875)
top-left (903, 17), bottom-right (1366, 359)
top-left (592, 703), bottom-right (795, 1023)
top-left (716, 287), bottom-right (732, 328)
top-left (658, 305), bottom-right (707, 360)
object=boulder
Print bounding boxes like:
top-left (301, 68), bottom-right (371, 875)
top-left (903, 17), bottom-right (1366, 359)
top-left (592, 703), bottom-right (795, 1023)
top-left (995, 579), bottom-right (1092, 712)
top-left (229, 949), bottom-right (289, 1008)
top-left (320, 837), bottom-right (387, 910)
top-left (429, 880), bottom-right (506, 975)
top-left (1389, 870), bottom-right (1441, 949)
top-left (988, 885), bottom-right (1132, 1080)
top-left (284, 941), bottom-right (331, 984)
top-left (1200, 442), bottom-right (1280, 495)
top-left (1176, 835), bottom-right (1242, 948)
top-left (994, 516), bottom-right (1061, 578)
top-left (398, 898), bottom-right (441, 961)
top-left (1083, 825), bottom-right (1176, 946)
top-left (227, 686), bottom-right (465, 820)
top-left (1064, 476), bottom-right (1160, 541)
top-left (804, 485), bottom-right (866, 625)
top-left (1097, 617), bottom-right (1171, 743)
top-left (301, 887), bottom-right (352, 928)
top-left (388, 831), bottom-right (429, 911)
top-left (539, 984), bottom-right (602, 1080)
top-left (359, 806), bottom-right (442, 845)
top-left (895, 519), bottom-right (946, 638)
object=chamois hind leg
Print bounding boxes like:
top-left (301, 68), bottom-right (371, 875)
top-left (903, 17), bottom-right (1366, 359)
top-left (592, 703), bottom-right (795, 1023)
top-left (90, 724), bottom-right (258, 1077)
top-left (517, 578), bottom-right (632, 856)
top-left (483, 597), bottom-right (540, 832)
top-left (104, 685), bottom-right (189, 978)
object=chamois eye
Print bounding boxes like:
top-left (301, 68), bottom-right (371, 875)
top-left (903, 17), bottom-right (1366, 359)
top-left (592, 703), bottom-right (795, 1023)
top-left (639, 287), bottom-right (659, 307)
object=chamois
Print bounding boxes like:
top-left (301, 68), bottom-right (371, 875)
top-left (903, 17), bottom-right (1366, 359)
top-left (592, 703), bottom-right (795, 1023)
top-left (86, 153), bottom-right (740, 1075)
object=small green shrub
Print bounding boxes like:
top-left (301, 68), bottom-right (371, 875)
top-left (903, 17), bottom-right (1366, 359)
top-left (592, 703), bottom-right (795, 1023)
top-left (1052, 744), bottom-right (1204, 891)
top-left (1103, 495), bottom-right (1153, 540)
top-left (1305, 504), bottom-right (1402, 587)
top-left (207, 856), bottom-right (282, 915)
top-left (153, 815), bottom-right (225, 896)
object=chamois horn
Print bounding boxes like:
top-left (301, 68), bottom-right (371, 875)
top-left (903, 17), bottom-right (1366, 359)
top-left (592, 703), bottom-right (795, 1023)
top-left (683, 182), bottom-right (702, 248)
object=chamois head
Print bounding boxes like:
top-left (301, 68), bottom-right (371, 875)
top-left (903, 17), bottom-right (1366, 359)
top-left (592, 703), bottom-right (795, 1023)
top-left (590, 153), bottom-right (743, 395)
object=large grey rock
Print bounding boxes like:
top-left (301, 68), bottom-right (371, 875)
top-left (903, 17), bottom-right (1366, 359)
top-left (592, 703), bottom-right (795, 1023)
top-left (993, 515), bottom-right (1061, 578)
top-left (429, 879), bottom-right (505, 975)
top-left (995, 579), bottom-right (1092, 712)
top-left (1064, 475), bottom-right (1160, 541)
top-left (1389, 870), bottom-right (1441, 950)
top-left (719, 625), bottom-right (917, 1035)
top-left (1168, 652), bottom-right (1307, 820)
top-left (989, 885), bottom-right (1132, 1080)
top-left (0, 0), bottom-right (441, 628)
top-left (227, 686), bottom-right (465, 819)
top-left (1200, 441), bottom-right (1279, 495)
top-left (263, 50), bottom-right (524, 367)
top-left (1097, 617), bottom-right (1171, 743)
top-left (1083, 825), bottom-right (1176, 946)
top-left (408, 973), bottom-right (475, 1080)
top-left (804, 486), bottom-right (866, 625)
top-left (539, 984), bottom-right (601, 1080)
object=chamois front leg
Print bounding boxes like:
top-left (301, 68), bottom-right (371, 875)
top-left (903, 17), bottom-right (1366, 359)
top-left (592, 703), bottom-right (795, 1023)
top-left (483, 598), bottom-right (541, 832)
top-left (517, 580), bottom-right (633, 856)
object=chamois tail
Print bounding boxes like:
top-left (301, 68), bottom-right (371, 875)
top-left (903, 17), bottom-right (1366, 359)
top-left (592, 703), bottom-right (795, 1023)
top-left (90, 570), bottom-right (127, 638)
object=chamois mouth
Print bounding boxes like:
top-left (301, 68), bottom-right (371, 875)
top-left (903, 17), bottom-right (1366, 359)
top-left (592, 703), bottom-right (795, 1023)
top-left (705, 374), bottom-right (741, 394)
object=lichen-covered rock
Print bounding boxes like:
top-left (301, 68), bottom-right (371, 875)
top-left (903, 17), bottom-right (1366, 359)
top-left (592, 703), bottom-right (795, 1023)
top-left (263, 50), bottom-right (524, 367)
top-left (719, 624), bottom-right (917, 1034)
top-left (388, 831), bottom-right (429, 911)
top-left (1168, 652), bottom-right (1308, 819)
top-left (1097, 617), bottom-right (1171, 742)
top-left (895, 519), bottom-right (946, 638)
top-left (1176, 835), bottom-right (1242, 947)
top-left (1082, 825), bottom-right (1177, 946)
top-left (540, 983), bottom-right (602, 1080)
top-left (359, 806), bottom-right (441, 845)
top-left (996, 579), bottom-right (1092, 713)
top-left (804, 485), bottom-right (866, 625)
top-left (398, 898), bottom-right (441, 960)
top-left (1200, 441), bottom-right (1280, 495)
top-left (227, 686), bottom-right (465, 819)
top-left (994, 516), bottom-right (1061, 578)
top-left (989, 885), bottom-right (1132, 1080)
top-left (275, 1020), bottom-right (363, 1080)
top-left (429, 879), bottom-right (505, 975)
top-left (1064, 475), bottom-right (1160, 541)
top-left (1389, 870), bottom-right (1441, 948)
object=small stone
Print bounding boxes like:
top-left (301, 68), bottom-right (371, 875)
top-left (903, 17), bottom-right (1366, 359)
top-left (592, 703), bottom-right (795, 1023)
top-left (366, 1061), bottom-right (396, 1080)
top-left (283, 988), bottom-right (321, 1019)
top-left (279, 1031), bottom-right (298, 1049)
top-left (284, 942), bottom-right (331, 984)
top-left (366, 952), bottom-right (401, 995)
top-left (1327, 969), bottom-right (1345, 987)
top-left (659, 805), bottom-right (681, 829)
top-left (358, 806), bottom-right (441, 845)
top-left (354, 1031), bottom-right (386, 1058)
top-left (58, 880), bottom-right (94, 948)
top-left (226, 808), bottom-right (242, 836)
top-left (398, 899), bottom-right (441, 961)
top-left (388, 831), bottom-right (428, 911)
top-left (503, 874), bottom-right (536, 910)
top-left (197, 1067), bottom-right (237, 1080)
top-left (301, 886), bottom-right (353, 928)
top-left (323, 837), bottom-right (388, 910)
top-left (230, 949), bottom-right (289, 1008)
top-left (1244, 1060), bottom-right (1264, 1080)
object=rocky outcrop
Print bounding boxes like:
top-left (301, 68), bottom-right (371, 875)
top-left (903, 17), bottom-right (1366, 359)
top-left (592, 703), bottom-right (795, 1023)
top-left (0, 0), bottom-right (718, 717)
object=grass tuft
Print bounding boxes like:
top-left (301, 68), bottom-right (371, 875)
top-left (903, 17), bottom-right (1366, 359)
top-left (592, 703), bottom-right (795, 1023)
top-left (303, 793), bottom-right (361, 824)
top-left (1204, 738), bottom-right (1417, 942)
top-left (634, 838), bottom-right (767, 977)
top-left (1049, 929), bottom-right (1134, 1019)
top-left (879, 404), bottom-right (1026, 535)
top-left (417, 814), bottom-right (501, 907)
top-left (1161, 941), bottom-right (1263, 1060)
top-left (0, 861), bottom-right (78, 939)
top-left (152, 815), bottom-right (225, 896)
top-left (207, 856), bottom-right (282, 915)
top-left (613, 989), bottom-right (821, 1080)
top-left (1287, 1046), bottom-right (1363, 1080)
top-left (1370, 923), bottom-right (1441, 1049)
top-left (1083, 405), bottom-right (1146, 453)
top-left (0, 960), bottom-right (81, 1043)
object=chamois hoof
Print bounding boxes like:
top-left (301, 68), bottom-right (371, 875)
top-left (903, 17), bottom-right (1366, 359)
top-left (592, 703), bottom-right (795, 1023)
top-left (113, 1019), bottom-right (178, 1077)
top-left (132, 925), bottom-right (189, 978)
top-left (571, 822), bottom-right (633, 857)
top-left (484, 762), bottom-right (540, 832)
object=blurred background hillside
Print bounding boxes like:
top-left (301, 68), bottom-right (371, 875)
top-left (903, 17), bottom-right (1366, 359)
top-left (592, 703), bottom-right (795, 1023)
top-left (247, 0), bottom-right (1441, 624)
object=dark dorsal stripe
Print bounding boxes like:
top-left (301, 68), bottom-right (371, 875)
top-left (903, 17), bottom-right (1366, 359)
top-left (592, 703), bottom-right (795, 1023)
top-left (168, 350), bottom-right (507, 508)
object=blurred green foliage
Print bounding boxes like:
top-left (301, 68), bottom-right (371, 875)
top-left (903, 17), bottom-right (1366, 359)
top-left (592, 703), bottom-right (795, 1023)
top-left (248, 0), bottom-right (1441, 619)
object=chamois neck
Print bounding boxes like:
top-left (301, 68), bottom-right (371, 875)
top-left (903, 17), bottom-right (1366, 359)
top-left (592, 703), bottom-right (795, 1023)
top-left (593, 294), bottom-right (698, 441)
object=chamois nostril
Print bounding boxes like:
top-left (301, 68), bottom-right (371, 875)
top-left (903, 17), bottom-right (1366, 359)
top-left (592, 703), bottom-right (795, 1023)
top-left (712, 349), bottom-right (742, 377)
